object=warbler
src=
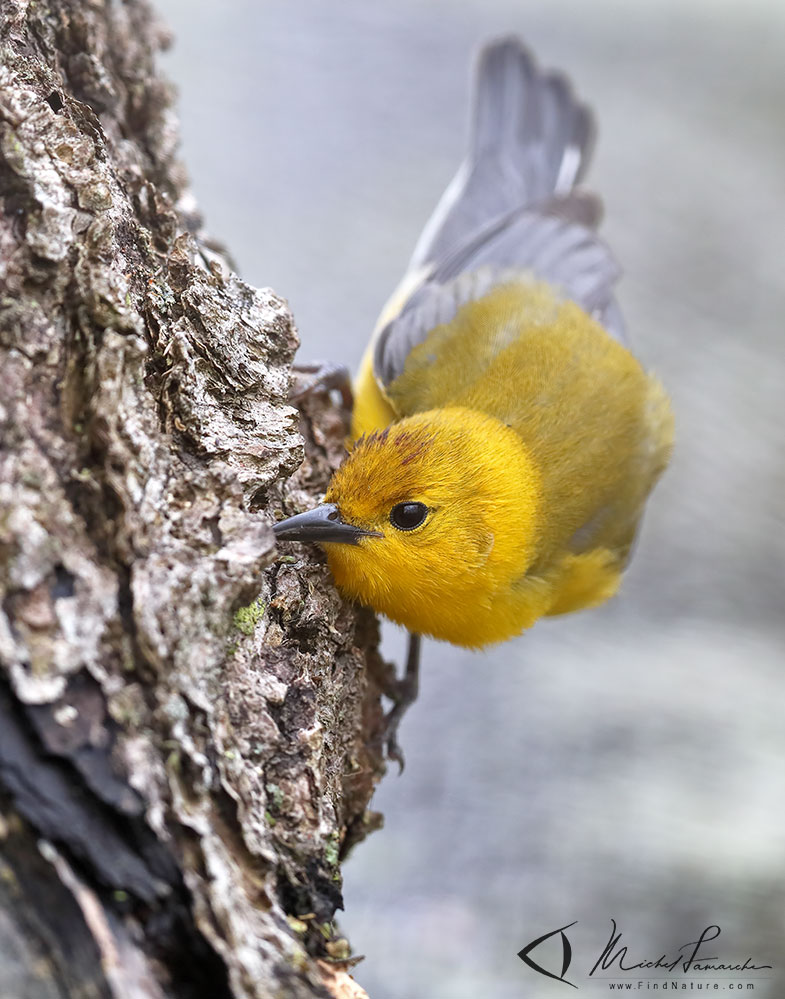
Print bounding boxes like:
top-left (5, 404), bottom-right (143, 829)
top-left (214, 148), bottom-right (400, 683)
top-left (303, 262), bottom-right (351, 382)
top-left (274, 38), bottom-right (673, 762)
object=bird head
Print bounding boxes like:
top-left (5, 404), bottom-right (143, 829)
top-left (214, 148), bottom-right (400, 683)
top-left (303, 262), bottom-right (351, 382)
top-left (273, 406), bottom-right (542, 644)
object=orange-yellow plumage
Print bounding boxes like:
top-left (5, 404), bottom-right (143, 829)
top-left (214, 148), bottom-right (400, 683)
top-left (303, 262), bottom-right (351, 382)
top-left (323, 280), bottom-right (672, 647)
top-left (324, 407), bottom-right (543, 646)
top-left (275, 37), bottom-right (673, 658)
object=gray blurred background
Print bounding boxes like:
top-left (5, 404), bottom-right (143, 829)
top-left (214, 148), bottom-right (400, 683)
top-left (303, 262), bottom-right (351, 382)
top-left (155, 1), bottom-right (785, 996)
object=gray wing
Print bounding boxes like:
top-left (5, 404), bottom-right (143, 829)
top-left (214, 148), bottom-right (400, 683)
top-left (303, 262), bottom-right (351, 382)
top-left (409, 36), bottom-right (597, 271)
top-left (375, 37), bottom-right (624, 389)
top-left (374, 212), bottom-right (623, 387)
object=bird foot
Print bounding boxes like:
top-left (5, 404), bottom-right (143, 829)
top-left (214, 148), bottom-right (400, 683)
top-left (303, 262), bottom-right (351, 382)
top-left (377, 634), bottom-right (421, 774)
top-left (289, 361), bottom-right (353, 410)
top-left (380, 679), bottom-right (418, 773)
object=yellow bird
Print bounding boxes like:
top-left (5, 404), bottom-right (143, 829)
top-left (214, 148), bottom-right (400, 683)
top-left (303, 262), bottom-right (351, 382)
top-left (275, 38), bottom-right (673, 763)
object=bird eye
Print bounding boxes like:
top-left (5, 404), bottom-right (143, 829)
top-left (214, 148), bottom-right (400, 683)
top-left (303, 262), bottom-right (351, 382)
top-left (390, 502), bottom-right (428, 531)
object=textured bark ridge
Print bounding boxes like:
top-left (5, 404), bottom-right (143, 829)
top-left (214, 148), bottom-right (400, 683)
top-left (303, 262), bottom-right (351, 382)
top-left (0, 2), bottom-right (386, 997)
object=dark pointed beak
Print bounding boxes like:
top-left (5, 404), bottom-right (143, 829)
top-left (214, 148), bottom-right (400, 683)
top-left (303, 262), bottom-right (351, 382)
top-left (272, 503), bottom-right (382, 546)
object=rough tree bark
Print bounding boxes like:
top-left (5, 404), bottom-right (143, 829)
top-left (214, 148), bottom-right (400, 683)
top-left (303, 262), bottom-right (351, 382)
top-left (0, 2), bottom-right (389, 997)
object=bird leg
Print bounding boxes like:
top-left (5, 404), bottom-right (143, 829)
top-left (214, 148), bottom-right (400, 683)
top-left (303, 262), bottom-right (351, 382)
top-left (289, 361), bottom-right (353, 410)
top-left (381, 633), bottom-right (420, 773)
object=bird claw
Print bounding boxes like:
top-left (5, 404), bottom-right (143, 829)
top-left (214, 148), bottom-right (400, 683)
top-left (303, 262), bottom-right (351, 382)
top-left (381, 706), bottom-right (408, 773)
top-left (289, 361), bottom-right (353, 410)
top-left (377, 634), bottom-right (420, 775)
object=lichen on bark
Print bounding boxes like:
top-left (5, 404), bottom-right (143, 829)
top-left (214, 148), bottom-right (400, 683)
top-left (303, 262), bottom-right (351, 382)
top-left (0, 1), bottom-right (386, 996)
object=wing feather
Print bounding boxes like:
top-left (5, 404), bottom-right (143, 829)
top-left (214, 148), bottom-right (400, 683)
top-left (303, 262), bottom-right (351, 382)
top-left (374, 37), bottom-right (624, 390)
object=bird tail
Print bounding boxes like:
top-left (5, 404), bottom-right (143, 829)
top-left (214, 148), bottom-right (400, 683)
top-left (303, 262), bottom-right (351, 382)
top-left (410, 37), bottom-right (598, 270)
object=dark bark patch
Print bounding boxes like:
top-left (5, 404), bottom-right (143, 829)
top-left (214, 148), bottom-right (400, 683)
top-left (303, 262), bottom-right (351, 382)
top-left (45, 91), bottom-right (64, 112)
top-left (0, 677), bottom-right (172, 903)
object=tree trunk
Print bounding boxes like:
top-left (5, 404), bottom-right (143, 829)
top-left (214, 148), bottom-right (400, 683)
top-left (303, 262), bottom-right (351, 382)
top-left (0, 2), bottom-right (387, 996)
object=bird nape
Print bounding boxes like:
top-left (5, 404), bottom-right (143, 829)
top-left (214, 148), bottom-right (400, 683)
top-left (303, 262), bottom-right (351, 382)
top-left (273, 36), bottom-right (674, 770)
